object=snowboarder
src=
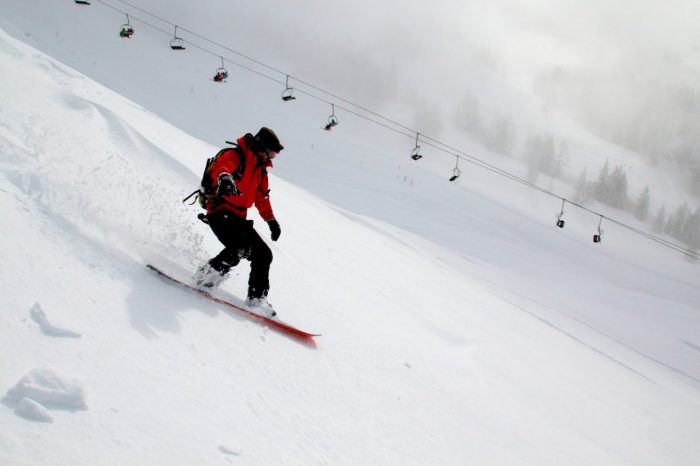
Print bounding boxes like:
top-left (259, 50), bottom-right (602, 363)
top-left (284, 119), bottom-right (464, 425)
top-left (194, 127), bottom-right (284, 317)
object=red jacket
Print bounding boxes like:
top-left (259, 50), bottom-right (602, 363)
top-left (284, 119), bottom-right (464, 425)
top-left (205, 134), bottom-right (275, 221)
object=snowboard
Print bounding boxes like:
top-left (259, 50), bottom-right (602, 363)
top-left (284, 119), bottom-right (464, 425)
top-left (147, 264), bottom-right (320, 340)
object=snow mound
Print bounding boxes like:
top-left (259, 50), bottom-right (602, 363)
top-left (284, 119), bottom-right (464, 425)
top-left (4, 369), bottom-right (87, 411)
top-left (29, 303), bottom-right (81, 338)
top-left (218, 443), bottom-right (242, 457)
top-left (14, 397), bottom-right (53, 423)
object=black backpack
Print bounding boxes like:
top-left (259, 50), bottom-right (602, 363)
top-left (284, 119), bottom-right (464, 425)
top-left (183, 142), bottom-right (246, 210)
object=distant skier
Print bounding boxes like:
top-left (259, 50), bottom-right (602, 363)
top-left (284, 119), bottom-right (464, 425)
top-left (194, 127), bottom-right (284, 317)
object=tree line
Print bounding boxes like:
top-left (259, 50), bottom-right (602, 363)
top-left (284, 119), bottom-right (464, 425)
top-left (453, 93), bottom-right (700, 256)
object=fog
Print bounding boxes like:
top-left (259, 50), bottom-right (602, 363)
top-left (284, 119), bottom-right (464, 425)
top-left (134, 0), bottom-right (700, 166)
top-left (6, 0), bottom-right (698, 188)
top-left (1, 0), bottom-right (698, 249)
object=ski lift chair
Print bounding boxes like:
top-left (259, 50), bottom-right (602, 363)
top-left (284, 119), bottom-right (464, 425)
top-left (170, 26), bottom-right (185, 50)
top-left (213, 57), bottom-right (228, 82)
top-left (213, 69), bottom-right (229, 82)
top-left (324, 104), bottom-right (338, 130)
top-left (410, 133), bottom-right (422, 160)
top-left (170, 37), bottom-right (185, 50)
top-left (556, 199), bottom-right (566, 228)
top-left (282, 87), bottom-right (296, 101)
top-left (449, 157), bottom-right (461, 181)
top-left (281, 75), bottom-right (296, 101)
top-left (120, 25), bottom-right (134, 38)
top-left (119, 14), bottom-right (134, 38)
top-left (593, 216), bottom-right (604, 243)
top-left (324, 115), bottom-right (339, 131)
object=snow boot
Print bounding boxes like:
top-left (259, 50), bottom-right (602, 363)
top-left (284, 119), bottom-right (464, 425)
top-left (193, 262), bottom-right (228, 288)
top-left (245, 297), bottom-right (277, 318)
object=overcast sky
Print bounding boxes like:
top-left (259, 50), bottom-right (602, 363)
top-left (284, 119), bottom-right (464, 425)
top-left (138, 0), bottom-right (700, 147)
top-left (138, 0), bottom-right (697, 91)
top-left (180, 0), bottom-right (700, 91)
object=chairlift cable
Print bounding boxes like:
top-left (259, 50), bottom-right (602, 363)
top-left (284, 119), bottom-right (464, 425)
top-left (101, 0), bottom-right (418, 134)
top-left (88, 0), bottom-right (700, 262)
top-left (94, 1), bottom-right (287, 84)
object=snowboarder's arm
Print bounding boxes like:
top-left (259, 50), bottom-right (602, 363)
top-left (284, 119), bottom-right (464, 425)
top-left (254, 172), bottom-right (274, 221)
top-left (210, 150), bottom-right (241, 193)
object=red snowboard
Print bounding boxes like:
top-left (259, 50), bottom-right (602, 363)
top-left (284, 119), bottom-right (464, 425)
top-left (147, 264), bottom-right (320, 340)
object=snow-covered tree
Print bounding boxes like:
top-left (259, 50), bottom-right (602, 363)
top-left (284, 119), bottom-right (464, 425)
top-left (574, 168), bottom-right (591, 204)
top-left (684, 207), bottom-right (700, 251)
top-left (593, 160), bottom-right (610, 202)
top-left (455, 92), bottom-right (481, 135)
top-left (690, 165), bottom-right (700, 197)
top-left (593, 161), bottom-right (628, 209)
top-left (652, 204), bottom-right (667, 233)
top-left (634, 186), bottom-right (651, 222)
top-left (485, 112), bottom-right (517, 156)
top-left (608, 165), bottom-right (629, 209)
top-left (524, 132), bottom-right (566, 180)
top-left (665, 202), bottom-right (690, 239)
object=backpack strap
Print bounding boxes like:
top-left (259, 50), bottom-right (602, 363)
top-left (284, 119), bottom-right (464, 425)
top-left (221, 142), bottom-right (246, 180)
top-left (182, 143), bottom-right (247, 208)
top-left (182, 189), bottom-right (199, 204)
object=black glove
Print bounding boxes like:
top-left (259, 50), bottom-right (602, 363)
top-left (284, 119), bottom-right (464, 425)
top-left (267, 219), bottom-right (281, 241)
top-left (217, 173), bottom-right (241, 196)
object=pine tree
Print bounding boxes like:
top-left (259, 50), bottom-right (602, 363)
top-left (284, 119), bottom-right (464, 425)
top-left (524, 133), bottom-right (543, 181)
top-left (457, 92), bottom-right (481, 135)
top-left (684, 207), bottom-right (700, 251)
top-left (608, 165), bottom-right (629, 208)
top-left (652, 204), bottom-right (666, 233)
top-left (574, 168), bottom-right (590, 204)
top-left (539, 134), bottom-right (556, 176)
top-left (593, 160), bottom-right (611, 204)
top-left (665, 202), bottom-right (690, 239)
top-left (555, 139), bottom-right (568, 177)
top-left (524, 133), bottom-right (567, 181)
top-left (690, 166), bottom-right (700, 197)
top-left (485, 112), bottom-right (517, 156)
top-left (634, 186), bottom-right (651, 222)
top-left (593, 161), bottom-right (629, 209)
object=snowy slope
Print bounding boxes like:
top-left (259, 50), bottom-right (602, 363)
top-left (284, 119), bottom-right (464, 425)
top-left (1, 7), bottom-right (700, 466)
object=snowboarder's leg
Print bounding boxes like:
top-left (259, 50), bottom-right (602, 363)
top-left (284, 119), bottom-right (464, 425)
top-left (208, 248), bottom-right (241, 274)
top-left (209, 213), bottom-right (253, 267)
top-left (245, 227), bottom-right (273, 300)
top-left (195, 212), bottom-right (251, 287)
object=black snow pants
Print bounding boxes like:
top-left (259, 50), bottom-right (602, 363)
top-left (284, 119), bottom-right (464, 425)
top-left (206, 211), bottom-right (273, 300)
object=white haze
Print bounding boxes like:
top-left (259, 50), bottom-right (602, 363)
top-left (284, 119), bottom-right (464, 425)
top-left (1, 2), bottom-right (700, 464)
top-left (7, 0), bottom-right (700, 148)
